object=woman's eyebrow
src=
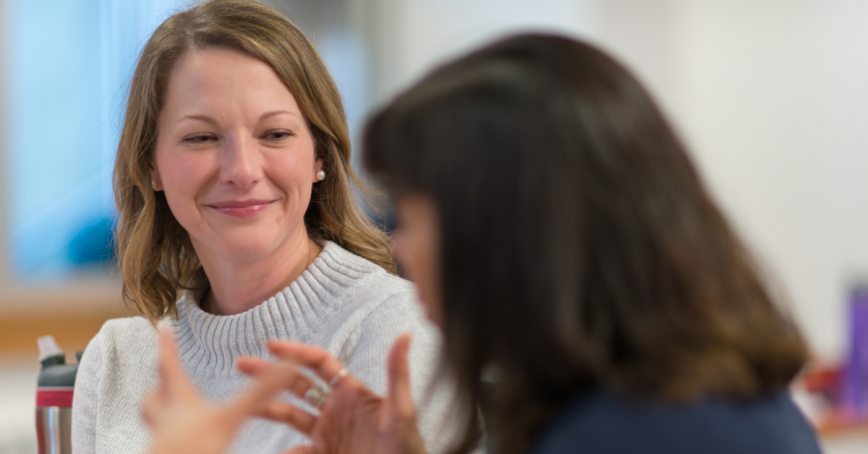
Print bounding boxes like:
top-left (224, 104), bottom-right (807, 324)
top-left (177, 114), bottom-right (218, 125)
top-left (174, 110), bottom-right (299, 125)
top-left (260, 110), bottom-right (298, 121)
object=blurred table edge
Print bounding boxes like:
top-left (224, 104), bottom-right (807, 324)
top-left (0, 279), bottom-right (133, 356)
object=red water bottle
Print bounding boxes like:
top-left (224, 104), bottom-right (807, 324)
top-left (36, 335), bottom-right (79, 454)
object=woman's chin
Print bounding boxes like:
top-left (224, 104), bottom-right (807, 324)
top-left (196, 235), bottom-right (289, 264)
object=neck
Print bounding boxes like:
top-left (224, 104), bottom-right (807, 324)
top-left (196, 232), bottom-right (323, 316)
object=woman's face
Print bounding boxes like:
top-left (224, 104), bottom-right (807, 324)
top-left (151, 48), bottom-right (322, 264)
top-left (392, 194), bottom-right (444, 326)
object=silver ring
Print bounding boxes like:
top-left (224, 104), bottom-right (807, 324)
top-left (329, 368), bottom-right (349, 388)
top-left (303, 383), bottom-right (330, 409)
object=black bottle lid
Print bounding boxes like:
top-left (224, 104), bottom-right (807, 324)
top-left (40, 354), bottom-right (65, 367)
top-left (38, 362), bottom-right (78, 387)
top-left (36, 336), bottom-right (78, 387)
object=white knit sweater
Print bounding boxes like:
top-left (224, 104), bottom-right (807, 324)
top-left (72, 242), bottom-right (456, 454)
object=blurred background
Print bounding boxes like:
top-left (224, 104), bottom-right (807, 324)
top-left (1, 0), bottom-right (867, 452)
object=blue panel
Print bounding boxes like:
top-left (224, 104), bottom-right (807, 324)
top-left (6, 0), bottom-right (182, 278)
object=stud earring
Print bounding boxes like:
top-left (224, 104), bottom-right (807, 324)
top-left (316, 170), bottom-right (326, 181)
top-left (151, 179), bottom-right (157, 190)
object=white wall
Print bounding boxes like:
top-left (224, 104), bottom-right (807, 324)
top-left (366, 0), bottom-right (868, 359)
top-left (365, 0), bottom-right (594, 103)
top-left (622, 0), bottom-right (868, 359)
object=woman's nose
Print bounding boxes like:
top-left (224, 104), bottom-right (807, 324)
top-left (219, 135), bottom-right (262, 188)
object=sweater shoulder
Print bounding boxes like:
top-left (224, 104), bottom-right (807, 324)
top-left (81, 316), bottom-right (161, 373)
top-left (326, 242), bottom-right (415, 310)
top-left (360, 269), bottom-right (415, 300)
top-left (92, 316), bottom-right (158, 349)
top-left (336, 268), bottom-right (418, 331)
top-left (98, 315), bottom-right (157, 337)
top-left (74, 316), bottom-right (160, 453)
top-left (311, 253), bottom-right (427, 363)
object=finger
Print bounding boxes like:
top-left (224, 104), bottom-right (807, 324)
top-left (156, 329), bottom-right (195, 397)
top-left (237, 357), bottom-right (315, 399)
top-left (254, 400), bottom-right (318, 434)
top-left (387, 334), bottom-right (416, 419)
top-left (141, 390), bottom-right (160, 427)
top-left (266, 341), bottom-right (344, 384)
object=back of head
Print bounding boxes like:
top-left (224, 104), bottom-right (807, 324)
top-left (364, 34), bottom-right (807, 454)
top-left (115, 0), bottom-right (394, 323)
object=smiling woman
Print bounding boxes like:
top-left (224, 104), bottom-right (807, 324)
top-left (71, 1), bottom-right (458, 454)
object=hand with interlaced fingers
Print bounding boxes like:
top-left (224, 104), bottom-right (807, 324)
top-left (236, 334), bottom-right (429, 454)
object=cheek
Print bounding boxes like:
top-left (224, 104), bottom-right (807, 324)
top-left (268, 154), bottom-right (314, 205)
top-left (162, 162), bottom-right (197, 195)
top-left (395, 229), bottom-right (443, 325)
top-left (270, 142), bottom-right (319, 202)
top-left (419, 240), bottom-right (443, 324)
top-left (155, 148), bottom-right (210, 221)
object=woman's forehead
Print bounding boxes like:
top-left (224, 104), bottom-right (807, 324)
top-left (160, 48), bottom-right (303, 125)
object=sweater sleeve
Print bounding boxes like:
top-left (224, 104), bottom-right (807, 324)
top-left (72, 329), bottom-right (105, 454)
top-left (345, 287), bottom-right (462, 454)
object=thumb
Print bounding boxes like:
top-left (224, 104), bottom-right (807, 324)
top-left (156, 329), bottom-right (195, 398)
top-left (387, 334), bottom-right (416, 419)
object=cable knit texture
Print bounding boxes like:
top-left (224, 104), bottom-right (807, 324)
top-left (72, 242), bottom-right (457, 454)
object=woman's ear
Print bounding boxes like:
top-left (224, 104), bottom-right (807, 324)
top-left (150, 167), bottom-right (164, 191)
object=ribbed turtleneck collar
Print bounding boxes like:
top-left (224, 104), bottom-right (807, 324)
top-left (172, 241), bottom-right (381, 376)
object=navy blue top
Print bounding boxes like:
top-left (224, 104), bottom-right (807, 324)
top-left (531, 389), bottom-right (822, 454)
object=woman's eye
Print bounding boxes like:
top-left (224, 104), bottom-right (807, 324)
top-left (263, 130), bottom-right (294, 141)
top-left (183, 134), bottom-right (215, 144)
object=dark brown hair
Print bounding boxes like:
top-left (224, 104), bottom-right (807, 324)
top-left (114, 0), bottom-right (395, 323)
top-left (363, 34), bottom-right (807, 454)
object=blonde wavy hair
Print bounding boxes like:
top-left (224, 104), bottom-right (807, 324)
top-left (114, 0), bottom-right (395, 324)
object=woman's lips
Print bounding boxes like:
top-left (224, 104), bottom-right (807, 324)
top-left (206, 199), bottom-right (276, 217)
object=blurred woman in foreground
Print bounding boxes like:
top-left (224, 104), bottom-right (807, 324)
top-left (145, 34), bottom-right (823, 454)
